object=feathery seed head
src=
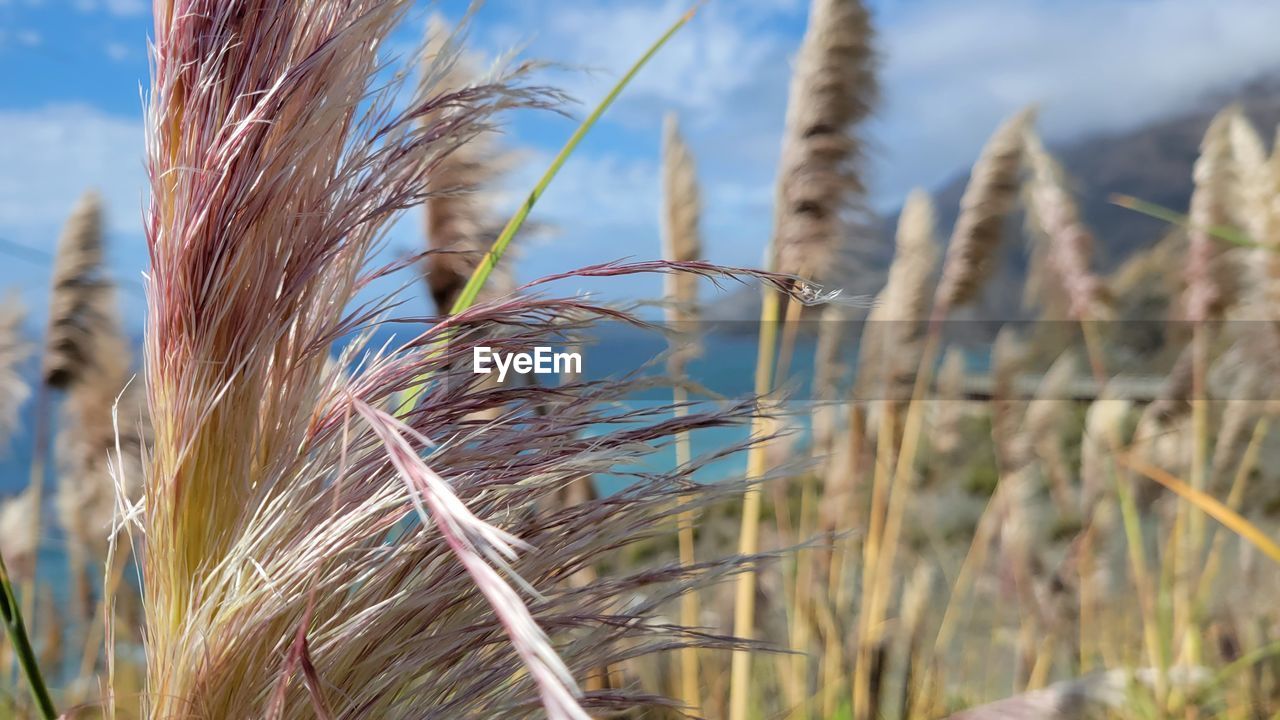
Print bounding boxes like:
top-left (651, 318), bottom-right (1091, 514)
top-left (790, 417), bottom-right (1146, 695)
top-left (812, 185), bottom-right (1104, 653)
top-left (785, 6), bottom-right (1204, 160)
top-left (43, 191), bottom-right (110, 389)
top-left (934, 107), bottom-right (1035, 315)
top-left (772, 0), bottom-right (877, 283)
top-left (1023, 130), bottom-right (1109, 322)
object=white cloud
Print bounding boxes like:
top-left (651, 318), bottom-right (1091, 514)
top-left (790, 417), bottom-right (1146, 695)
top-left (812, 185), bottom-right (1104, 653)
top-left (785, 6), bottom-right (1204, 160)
top-left (484, 1), bottom-right (797, 128)
top-left (0, 104), bottom-right (146, 236)
top-left (104, 41), bottom-right (130, 61)
top-left (0, 105), bottom-right (148, 320)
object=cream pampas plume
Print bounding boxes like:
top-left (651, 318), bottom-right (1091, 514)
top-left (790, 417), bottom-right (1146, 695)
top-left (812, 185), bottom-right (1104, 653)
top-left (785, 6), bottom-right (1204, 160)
top-left (661, 113), bottom-right (703, 369)
top-left (1023, 131), bottom-right (1108, 322)
top-left (1080, 395), bottom-right (1131, 515)
top-left (934, 108), bottom-right (1035, 316)
top-left (1025, 352), bottom-right (1078, 512)
top-left (1184, 108), bottom-right (1240, 323)
top-left (929, 346), bottom-right (967, 458)
top-left (42, 192), bottom-right (110, 389)
top-left (0, 489), bottom-right (38, 583)
top-left (862, 189), bottom-right (939, 402)
top-left (1229, 112), bottom-right (1274, 246)
top-left (421, 17), bottom-right (517, 313)
top-left (770, 0), bottom-right (877, 284)
top-left (989, 327), bottom-right (1027, 473)
top-left (143, 3), bottom-right (586, 716)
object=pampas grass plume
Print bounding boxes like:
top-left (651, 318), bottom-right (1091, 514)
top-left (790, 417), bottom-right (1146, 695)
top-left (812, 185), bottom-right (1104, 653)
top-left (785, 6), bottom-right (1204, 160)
top-left (771, 0), bottom-right (877, 282)
top-left (934, 108), bottom-right (1035, 315)
top-left (43, 191), bottom-right (109, 389)
top-left (1023, 131), bottom-right (1108, 321)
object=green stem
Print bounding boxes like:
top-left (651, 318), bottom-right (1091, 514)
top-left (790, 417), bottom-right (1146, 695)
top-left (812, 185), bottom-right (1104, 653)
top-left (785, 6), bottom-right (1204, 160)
top-left (448, 6), bottom-right (700, 317)
top-left (0, 553), bottom-right (56, 719)
top-left (398, 7), bottom-right (699, 415)
top-left (1110, 193), bottom-right (1257, 248)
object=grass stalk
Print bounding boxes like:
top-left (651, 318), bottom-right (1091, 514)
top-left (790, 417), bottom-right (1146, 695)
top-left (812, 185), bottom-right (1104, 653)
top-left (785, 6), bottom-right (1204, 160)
top-left (672, 383), bottom-right (702, 713)
top-left (853, 326), bottom-right (945, 720)
top-left (1113, 453), bottom-right (1167, 699)
top-left (0, 552), bottom-right (55, 719)
top-left (728, 286), bottom-right (783, 720)
top-left (1197, 417), bottom-right (1269, 606)
top-left (852, 395), bottom-right (900, 720)
top-left (662, 109), bottom-right (705, 715)
top-left (1121, 456), bottom-right (1280, 565)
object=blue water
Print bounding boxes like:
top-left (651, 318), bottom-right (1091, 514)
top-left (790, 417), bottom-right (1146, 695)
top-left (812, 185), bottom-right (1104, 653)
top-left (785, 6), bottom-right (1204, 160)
top-left (2, 322), bottom-right (988, 604)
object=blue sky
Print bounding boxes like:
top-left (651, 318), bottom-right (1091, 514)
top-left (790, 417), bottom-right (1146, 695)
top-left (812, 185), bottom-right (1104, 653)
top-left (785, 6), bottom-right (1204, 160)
top-left (2, 0), bottom-right (1280, 329)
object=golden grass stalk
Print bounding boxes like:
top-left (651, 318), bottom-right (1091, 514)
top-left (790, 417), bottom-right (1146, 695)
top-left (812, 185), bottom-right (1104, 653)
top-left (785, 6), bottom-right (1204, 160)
top-left (1197, 414), bottom-right (1269, 608)
top-left (851, 188), bottom-right (938, 718)
top-left (901, 110), bottom-right (1040, 711)
top-left (420, 17), bottom-right (518, 313)
top-left (1121, 456), bottom-right (1280, 565)
top-left (660, 111), bottom-right (703, 715)
top-left (933, 108), bottom-right (1035, 316)
top-left (731, 1), bottom-right (877, 716)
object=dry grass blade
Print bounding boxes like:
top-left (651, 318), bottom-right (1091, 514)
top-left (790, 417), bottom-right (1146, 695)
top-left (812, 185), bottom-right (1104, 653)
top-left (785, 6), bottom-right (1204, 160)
top-left (1120, 456), bottom-right (1280, 565)
top-left (934, 108), bottom-right (1035, 315)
